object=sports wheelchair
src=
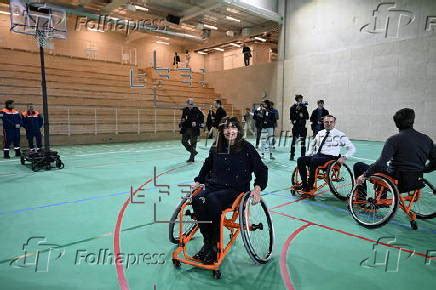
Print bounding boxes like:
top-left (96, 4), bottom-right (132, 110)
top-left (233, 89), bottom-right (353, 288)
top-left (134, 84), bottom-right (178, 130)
top-left (290, 159), bottom-right (354, 200)
top-left (348, 173), bottom-right (436, 230)
top-left (169, 185), bottom-right (274, 279)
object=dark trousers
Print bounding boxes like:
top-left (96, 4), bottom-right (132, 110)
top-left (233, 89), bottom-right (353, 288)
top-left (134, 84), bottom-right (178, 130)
top-left (3, 128), bottom-right (20, 151)
top-left (27, 131), bottom-right (42, 149)
top-left (353, 162), bottom-right (423, 193)
top-left (255, 126), bottom-right (262, 147)
top-left (244, 55), bottom-right (250, 66)
top-left (181, 128), bottom-right (198, 154)
top-left (290, 126), bottom-right (307, 158)
top-left (191, 187), bottom-right (240, 245)
top-left (297, 154), bottom-right (337, 188)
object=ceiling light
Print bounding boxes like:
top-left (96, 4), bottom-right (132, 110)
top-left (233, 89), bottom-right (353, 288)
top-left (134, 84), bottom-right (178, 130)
top-left (134, 5), bottom-right (148, 12)
top-left (197, 51), bottom-right (207, 55)
top-left (254, 36), bottom-right (267, 42)
top-left (0, 11), bottom-right (11, 15)
top-left (226, 16), bottom-right (240, 22)
top-left (203, 24), bottom-right (218, 30)
top-left (229, 43), bottom-right (241, 47)
top-left (213, 47), bottom-right (224, 52)
top-left (156, 41), bottom-right (169, 45)
top-left (226, 7), bottom-right (239, 14)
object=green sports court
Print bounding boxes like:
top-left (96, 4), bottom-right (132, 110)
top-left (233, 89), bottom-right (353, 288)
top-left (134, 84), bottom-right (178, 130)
top-left (0, 139), bottom-right (434, 289)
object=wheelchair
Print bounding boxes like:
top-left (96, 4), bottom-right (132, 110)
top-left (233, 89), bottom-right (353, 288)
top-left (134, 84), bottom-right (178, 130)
top-left (348, 173), bottom-right (436, 230)
top-left (169, 185), bottom-right (274, 279)
top-left (290, 159), bottom-right (354, 200)
top-left (20, 149), bottom-right (64, 172)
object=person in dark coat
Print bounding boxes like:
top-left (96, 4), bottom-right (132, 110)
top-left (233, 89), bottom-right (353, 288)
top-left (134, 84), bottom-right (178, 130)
top-left (180, 98), bottom-right (204, 162)
top-left (22, 104), bottom-right (43, 151)
top-left (191, 116), bottom-right (268, 264)
top-left (289, 94), bottom-right (309, 160)
top-left (310, 100), bottom-right (329, 137)
top-left (205, 105), bottom-right (215, 139)
top-left (210, 99), bottom-right (227, 139)
top-left (354, 108), bottom-right (435, 194)
top-left (1, 99), bottom-right (22, 158)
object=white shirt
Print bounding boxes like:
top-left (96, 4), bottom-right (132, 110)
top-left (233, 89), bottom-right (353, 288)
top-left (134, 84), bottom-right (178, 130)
top-left (307, 128), bottom-right (356, 158)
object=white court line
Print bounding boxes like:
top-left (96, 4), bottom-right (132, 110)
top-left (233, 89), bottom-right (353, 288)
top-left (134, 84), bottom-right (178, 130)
top-left (349, 156), bottom-right (376, 162)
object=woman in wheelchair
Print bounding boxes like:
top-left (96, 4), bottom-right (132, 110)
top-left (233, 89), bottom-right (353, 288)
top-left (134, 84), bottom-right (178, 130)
top-left (190, 116), bottom-right (268, 264)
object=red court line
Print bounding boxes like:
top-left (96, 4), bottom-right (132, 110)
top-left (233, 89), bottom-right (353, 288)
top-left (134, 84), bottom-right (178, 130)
top-left (271, 210), bottom-right (435, 260)
top-left (113, 165), bottom-right (188, 290)
top-left (280, 223), bottom-right (313, 290)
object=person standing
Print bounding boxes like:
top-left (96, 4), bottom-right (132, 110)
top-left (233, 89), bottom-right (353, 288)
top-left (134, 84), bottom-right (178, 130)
top-left (271, 101), bottom-right (279, 149)
top-left (1, 99), bottom-right (22, 159)
top-left (243, 107), bottom-right (255, 138)
top-left (185, 50), bottom-right (191, 68)
top-left (211, 99), bottom-right (227, 137)
top-left (173, 52), bottom-right (181, 69)
top-left (205, 105), bottom-right (215, 139)
top-left (260, 100), bottom-right (276, 160)
top-left (242, 44), bottom-right (252, 66)
top-left (180, 99), bottom-right (204, 162)
top-left (253, 104), bottom-right (264, 149)
top-left (289, 94), bottom-right (309, 161)
top-left (310, 100), bottom-right (329, 137)
top-left (21, 104), bottom-right (43, 152)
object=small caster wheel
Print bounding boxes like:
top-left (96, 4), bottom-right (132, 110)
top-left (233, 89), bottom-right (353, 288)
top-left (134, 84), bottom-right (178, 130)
top-left (410, 220), bottom-right (418, 230)
top-left (290, 189), bottom-right (295, 196)
top-left (20, 154), bottom-right (25, 165)
top-left (212, 270), bottom-right (221, 279)
top-left (56, 160), bottom-right (64, 169)
top-left (172, 259), bottom-right (181, 269)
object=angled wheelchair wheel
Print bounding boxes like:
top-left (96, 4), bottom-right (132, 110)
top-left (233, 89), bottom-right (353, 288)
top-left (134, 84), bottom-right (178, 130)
top-left (290, 167), bottom-right (302, 196)
top-left (169, 197), bottom-right (197, 244)
top-left (412, 179), bottom-right (436, 220)
top-left (327, 161), bottom-right (354, 201)
top-left (348, 175), bottom-right (399, 228)
top-left (239, 192), bottom-right (274, 264)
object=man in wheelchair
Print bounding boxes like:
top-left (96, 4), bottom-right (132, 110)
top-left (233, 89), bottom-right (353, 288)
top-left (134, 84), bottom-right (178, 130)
top-left (354, 108), bottom-right (435, 194)
top-left (295, 115), bottom-right (356, 193)
top-left (191, 116), bottom-right (268, 264)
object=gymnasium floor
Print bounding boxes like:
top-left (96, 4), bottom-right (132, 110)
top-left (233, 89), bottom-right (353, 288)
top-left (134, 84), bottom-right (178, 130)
top-left (0, 138), bottom-right (434, 290)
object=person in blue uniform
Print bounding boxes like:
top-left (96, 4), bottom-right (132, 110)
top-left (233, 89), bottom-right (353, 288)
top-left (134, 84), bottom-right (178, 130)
top-left (191, 116), bottom-right (268, 264)
top-left (1, 100), bottom-right (22, 159)
top-left (22, 104), bottom-right (43, 152)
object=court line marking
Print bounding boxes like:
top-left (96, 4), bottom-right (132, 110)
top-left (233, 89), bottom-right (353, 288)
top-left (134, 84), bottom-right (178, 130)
top-left (113, 163), bottom-right (190, 290)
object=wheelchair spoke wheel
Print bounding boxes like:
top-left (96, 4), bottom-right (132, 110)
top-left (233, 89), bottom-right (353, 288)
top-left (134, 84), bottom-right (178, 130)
top-left (348, 175), bottom-right (399, 228)
top-left (239, 192), bottom-right (274, 264)
top-left (327, 161), bottom-right (354, 200)
top-left (411, 179), bottom-right (436, 220)
top-left (169, 198), bottom-right (197, 244)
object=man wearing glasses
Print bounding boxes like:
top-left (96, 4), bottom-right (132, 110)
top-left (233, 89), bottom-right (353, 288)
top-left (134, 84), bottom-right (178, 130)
top-left (295, 115), bottom-right (356, 193)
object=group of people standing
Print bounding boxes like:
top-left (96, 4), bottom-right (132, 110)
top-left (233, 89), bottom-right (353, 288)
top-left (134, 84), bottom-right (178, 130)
top-left (1, 100), bottom-right (43, 159)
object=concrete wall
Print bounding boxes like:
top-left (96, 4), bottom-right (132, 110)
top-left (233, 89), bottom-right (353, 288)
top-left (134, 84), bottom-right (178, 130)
top-left (205, 62), bottom-right (279, 121)
top-left (281, 0), bottom-right (436, 141)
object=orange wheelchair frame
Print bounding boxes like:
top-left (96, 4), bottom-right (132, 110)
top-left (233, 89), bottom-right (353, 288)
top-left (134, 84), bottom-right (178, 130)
top-left (291, 159), bottom-right (354, 200)
top-left (348, 173), bottom-right (436, 230)
top-left (169, 186), bottom-right (274, 279)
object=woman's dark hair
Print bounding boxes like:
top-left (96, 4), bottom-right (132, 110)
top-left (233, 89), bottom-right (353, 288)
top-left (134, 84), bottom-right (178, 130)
top-left (393, 108), bottom-right (415, 130)
top-left (214, 116), bottom-right (244, 153)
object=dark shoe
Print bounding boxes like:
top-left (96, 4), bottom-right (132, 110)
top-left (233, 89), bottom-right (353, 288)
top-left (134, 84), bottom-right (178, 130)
top-left (15, 149), bottom-right (21, 157)
top-left (270, 154), bottom-right (275, 160)
top-left (186, 157), bottom-right (194, 163)
top-left (290, 156), bottom-right (294, 161)
top-left (203, 245), bottom-right (218, 265)
top-left (193, 244), bottom-right (209, 261)
top-left (3, 150), bottom-right (10, 159)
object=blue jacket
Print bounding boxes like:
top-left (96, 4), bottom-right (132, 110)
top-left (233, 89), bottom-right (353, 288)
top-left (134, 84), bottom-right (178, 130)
top-left (22, 110), bottom-right (43, 134)
top-left (0, 108), bottom-right (22, 131)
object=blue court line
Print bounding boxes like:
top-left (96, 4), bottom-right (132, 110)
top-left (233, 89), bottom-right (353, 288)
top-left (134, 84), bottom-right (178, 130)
top-left (0, 191), bottom-right (129, 216)
top-left (267, 191), bottom-right (436, 235)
